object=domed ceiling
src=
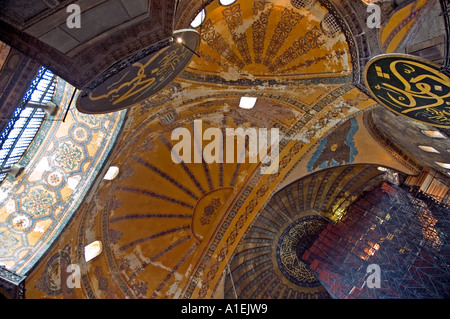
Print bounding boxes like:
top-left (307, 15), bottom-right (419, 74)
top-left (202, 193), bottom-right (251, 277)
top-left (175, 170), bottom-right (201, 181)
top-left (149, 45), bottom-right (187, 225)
top-left (223, 164), bottom-right (384, 299)
top-left (13, 0), bottom-right (423, 299)
top-left (184, 0), bottom-right (352, 82)
top-left (0, 78), bottom-right (126, 272)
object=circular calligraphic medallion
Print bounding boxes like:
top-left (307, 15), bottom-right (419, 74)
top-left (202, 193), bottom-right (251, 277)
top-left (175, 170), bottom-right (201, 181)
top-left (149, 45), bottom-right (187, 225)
top-left (276, 215), bottom-right (328, 287)
top-left (76, 29), bottom-right (200, 114)
top-left (364, 54), bottom-right (450, 128)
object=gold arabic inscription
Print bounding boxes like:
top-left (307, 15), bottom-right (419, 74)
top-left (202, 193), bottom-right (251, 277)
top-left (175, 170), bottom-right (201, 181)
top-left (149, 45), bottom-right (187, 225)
top-left (365, 54), bottom-right (450, 128)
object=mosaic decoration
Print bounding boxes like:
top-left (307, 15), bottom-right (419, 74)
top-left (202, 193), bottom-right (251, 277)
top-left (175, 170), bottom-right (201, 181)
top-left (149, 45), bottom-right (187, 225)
top-left (263, 7), bottom-right (303, 66)
top-left (201, 19), bottom-right (245, 69)
top-left (34, 83), bottom-right (363, 299)
top-left (270, 26), bottom-right (324, 72)
top-left (186, 86), bottom-right (374, 299)
top-left (200, 198), bottom-right (221, 225)
top-left (93, 266), bottom-right (116, 298)
top-left (0, 231), bottom-right (18, 257)
top-left (252, 0), bottom-right (272, 64)
top-left (22, 81), bottom-right (376, 299)
top-left (22, 188), bottom-right (55, 217)
top-left (54, 142), bottom-right (83, 171)
top-left (77, 29), bottom-right (200, 114)
top-left (307, 117), bottom-right (358, 172)
top-left (276, 216), bottom-right (328, 287)
top-left (0, 78), bottom-right (126, 275)
top-left (35, 245), bottom-right (72, 296)
top-left (193, 189), bottom-right (232, 241)
top-left (223, 3), bottom-right (252, 65)
top-left (187, 0), bottom-right (353, 81)
top-left (364, 54), bottom-right (450, 128)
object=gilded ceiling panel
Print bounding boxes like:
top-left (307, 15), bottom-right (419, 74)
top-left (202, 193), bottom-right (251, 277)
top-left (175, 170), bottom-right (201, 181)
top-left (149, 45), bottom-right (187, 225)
top-left (186, 0), bottom-right (352, 82)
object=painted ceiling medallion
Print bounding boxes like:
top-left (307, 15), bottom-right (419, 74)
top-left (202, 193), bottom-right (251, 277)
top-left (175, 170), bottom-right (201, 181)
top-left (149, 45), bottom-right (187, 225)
top-left (276, 215), bottom-right (328, 287)
top-left (364, 54), bottom-right (450, 128)
top-left (76, 29), bottom-right (200, 114)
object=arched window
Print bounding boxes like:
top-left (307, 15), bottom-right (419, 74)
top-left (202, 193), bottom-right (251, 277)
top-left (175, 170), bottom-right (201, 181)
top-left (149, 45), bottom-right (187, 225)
top-left (84, 240), bottom-right (103, 262)
top-left (291, 0), bottom-right (315, 10)
top-left (220, 0), bottom-right (237, 5)
top-left (190, 9), bottom-right (206, 28)
top-left (103, 166), bottom-right (120, 180)
top-left (321, 12), bottom-right (341, 37)
top-left (0, 67), bottom-right (56, 182)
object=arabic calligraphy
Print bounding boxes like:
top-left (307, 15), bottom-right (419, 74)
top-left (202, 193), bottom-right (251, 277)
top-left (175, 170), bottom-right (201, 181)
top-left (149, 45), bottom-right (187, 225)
top-left (276, 217), bottom-right (328, 287)
top-left (77, 29), bottom-right (200, 114)
top-left (365, 54), bottom-right (450, 128)
top-left (88, 47), bottom-right (189, 106)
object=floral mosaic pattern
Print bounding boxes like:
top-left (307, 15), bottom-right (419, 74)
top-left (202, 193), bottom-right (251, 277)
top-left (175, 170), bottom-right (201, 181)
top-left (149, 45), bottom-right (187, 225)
top-left (0, 231), bottom-right (19, 257)
top-left (22, 189), bottom-right (54, 217)
top-left (200, 198), bottom-right (221, 225)
top-left (54, 142), bottom-right (83, 171)
top-left (76, 112), bottom-right (101, 126)
top-left (0, 78), bottom-right (126, 275)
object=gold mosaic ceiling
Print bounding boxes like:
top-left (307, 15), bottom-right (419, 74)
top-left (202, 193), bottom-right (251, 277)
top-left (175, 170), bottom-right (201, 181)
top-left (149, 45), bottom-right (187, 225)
top-left (186, 0), bottom-right (352, 82)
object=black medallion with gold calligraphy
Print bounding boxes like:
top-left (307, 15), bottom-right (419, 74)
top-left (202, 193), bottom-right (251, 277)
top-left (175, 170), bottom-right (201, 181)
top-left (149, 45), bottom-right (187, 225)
top-left (276, 215), bottom-right (328, 287)
top-left (364, 54), bottom-right (450, 128)
top-left (76, 29), bottom-right (199, 114)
